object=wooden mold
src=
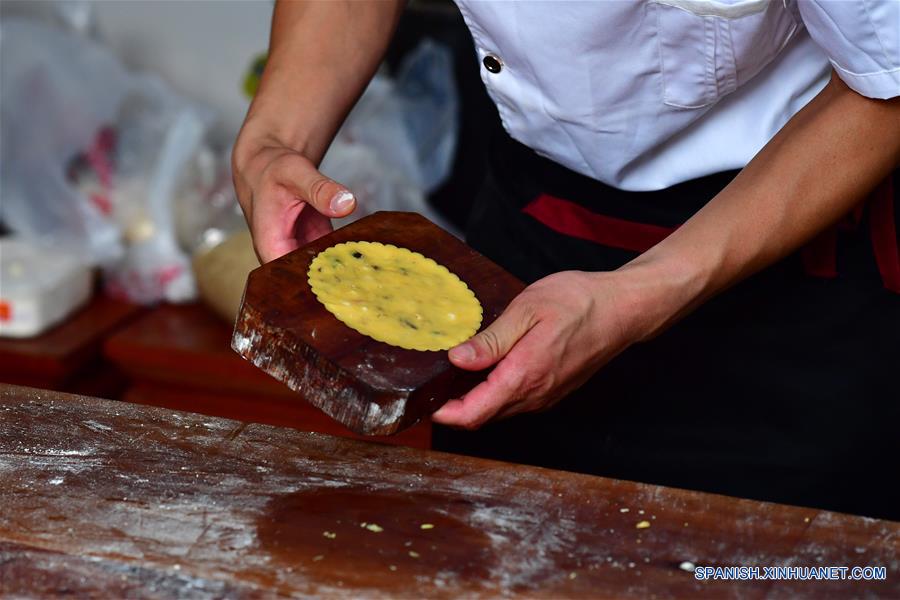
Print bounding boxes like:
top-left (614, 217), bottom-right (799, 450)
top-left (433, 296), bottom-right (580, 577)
top-left (232, 211), bottom-right (525, 435)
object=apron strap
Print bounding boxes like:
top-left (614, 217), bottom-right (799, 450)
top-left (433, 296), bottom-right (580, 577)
top-left (869, 177), bottom-right (900, 293)
top-left (800, 176), bottom-right (899, 292)
top-left (522, 193), bottom-right (675, 253)
top-left (524, 181), bottom-right (899, 294)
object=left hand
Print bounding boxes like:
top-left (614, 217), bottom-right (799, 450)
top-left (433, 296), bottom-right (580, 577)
top-left (431, 270), bottom-right (648, 429)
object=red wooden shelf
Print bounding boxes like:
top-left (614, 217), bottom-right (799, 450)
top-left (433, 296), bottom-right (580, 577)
top-left (0, 295), bottom-right (143, 397)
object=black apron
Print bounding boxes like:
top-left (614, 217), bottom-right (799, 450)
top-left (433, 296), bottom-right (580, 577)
top-left (433, 127), bottom-right (900, 522)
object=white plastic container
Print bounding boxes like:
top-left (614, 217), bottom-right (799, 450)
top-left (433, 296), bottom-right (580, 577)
top-left (0, 238), bottom-right (93, 338)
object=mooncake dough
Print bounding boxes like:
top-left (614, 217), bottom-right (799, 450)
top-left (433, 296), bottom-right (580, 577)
top-left (308, 241), bottom-right (482, 351)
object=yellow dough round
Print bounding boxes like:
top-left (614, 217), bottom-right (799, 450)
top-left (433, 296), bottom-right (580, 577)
top-left (308, 241), bottom-right (482, 351)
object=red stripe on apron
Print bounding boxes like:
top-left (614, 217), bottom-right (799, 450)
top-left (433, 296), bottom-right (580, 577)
top-left (522, 193), bottom-right (675, 253)
top-left (525, 179), bottom-right (898, 294)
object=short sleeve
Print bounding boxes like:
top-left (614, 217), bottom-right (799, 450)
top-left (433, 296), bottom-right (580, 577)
top-left (798, 0), bottom-right (900, 99)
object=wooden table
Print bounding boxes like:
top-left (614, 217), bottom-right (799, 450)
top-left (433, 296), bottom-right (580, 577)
top-left (1, 385), bottom-right (897, 598)
top-left (104, 303), bottom-right (430, 449)
top-left (0, 295), bottom-right (142, 398)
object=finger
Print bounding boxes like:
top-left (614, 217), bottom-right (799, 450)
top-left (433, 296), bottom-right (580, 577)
top-left (251, 155), bottom-right (353, 263)
top-left (255, 206), bottom-right (334, 263)
top-left (250, 189), bottom-right (310, 263)
top-left (431, 393), bottom-right (529, 429)
top-left (431, 355), bottom-right (527, 429)
top-left (492, 395), bottom-right (543, 422)
top-left (430, 398), bottom-right (467, 426)
top-left (231, 149), bottom-right (253, 218)
top-left (448, 298), bottom-right (537, 371)
top-left (430, 385), bottom-right (504, 430)
top-left (434, 323), bottom-right (555, 428)
top-left (294, 208), bottom-right (334, 244)
top-left (267, 153), bottom-right (356, 218)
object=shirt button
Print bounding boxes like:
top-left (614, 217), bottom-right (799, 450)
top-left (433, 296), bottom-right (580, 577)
top-left (482, 54), bottom-right (502, 74)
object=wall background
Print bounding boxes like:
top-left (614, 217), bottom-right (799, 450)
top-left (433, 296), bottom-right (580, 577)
top-left (1, 0), bottom-right (273, 147)
top-left (91, 1), bottom-right (273, 146)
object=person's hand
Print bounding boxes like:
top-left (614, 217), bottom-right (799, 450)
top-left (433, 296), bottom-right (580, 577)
top-left (431, 270), bottom-right (654, 429)
top-left (232, 128), bottom-right (356, 263)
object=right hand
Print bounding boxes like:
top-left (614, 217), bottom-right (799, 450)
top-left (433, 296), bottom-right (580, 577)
top-left (232, 131), bottom-right (356, 264)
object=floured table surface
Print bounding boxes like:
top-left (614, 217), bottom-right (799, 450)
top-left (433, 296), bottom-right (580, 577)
top-left (1, 384), bottom-right (898, 599)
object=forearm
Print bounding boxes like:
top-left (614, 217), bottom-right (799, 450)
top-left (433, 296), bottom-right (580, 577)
top-left (244, 0), bottom-right (404, 163)
top-left (619, 72), bottom-right (900, 338)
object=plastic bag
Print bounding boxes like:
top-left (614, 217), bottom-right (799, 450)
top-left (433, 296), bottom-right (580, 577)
top-left (319, 38), bottom-right (460, 234)
top-left (0, 18), bottom-right (130, 266)
top-left (102, 96), bottom-right (213, 304)
top-left (395, 38), bottom-right (459, 194)
top-left (0, 0), bottom-right (95, 37)
top-left (0, 17), bottom-right (216, 304)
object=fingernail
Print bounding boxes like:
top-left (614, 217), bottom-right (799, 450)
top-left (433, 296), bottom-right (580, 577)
top-left (449, 344), bottom-right (475, 363)
top-left (329, 190), bottom-right (356, 214)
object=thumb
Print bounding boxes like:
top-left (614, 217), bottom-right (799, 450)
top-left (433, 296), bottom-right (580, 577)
top-left (269, 153), bottom-right (356, 219)
top-left (448, 300), bottom-right (537, 371)
top-left (252, 154), bottom-right (353, 263)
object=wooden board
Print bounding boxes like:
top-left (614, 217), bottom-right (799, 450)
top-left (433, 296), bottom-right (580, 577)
top-left (104, 303), bottom-right (431, 448)
top-left (122, 383), bottom-right (431, 449)
top-left (233, 211), bottom-right (525, 435)
top-left (2, 384), bottom-right (898, 599)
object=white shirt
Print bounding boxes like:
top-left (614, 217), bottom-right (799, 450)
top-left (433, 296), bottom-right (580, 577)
top-left (454, 0), bottom-right (900, 191)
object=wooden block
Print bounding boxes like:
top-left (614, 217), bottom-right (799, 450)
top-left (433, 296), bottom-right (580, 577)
top-left (233, 211), bottom-right (525, 435)
top-left (105, 303), bottom-right (431, 448)
top-left (122, 383), bottom-right (431, 449)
